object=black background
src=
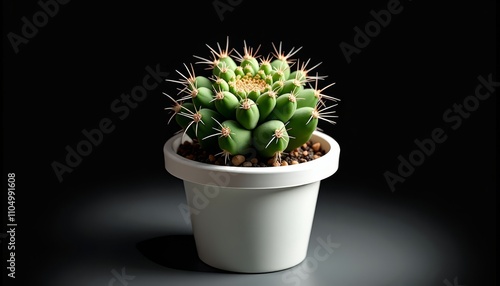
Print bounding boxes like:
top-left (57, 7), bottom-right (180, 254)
top-left (2, 0), bottom-right (497, 285)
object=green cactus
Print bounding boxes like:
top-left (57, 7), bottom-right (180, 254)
top-left (165, 37), bottom-right (339, 165)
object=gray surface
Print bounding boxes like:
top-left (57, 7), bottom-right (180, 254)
top-left (43, 179), bottom-right (470, 286)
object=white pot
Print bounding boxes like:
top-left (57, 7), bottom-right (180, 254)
top-left (163, 131), bottom-right (340, 273)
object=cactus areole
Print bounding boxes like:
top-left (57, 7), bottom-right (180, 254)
top-left (164, 37), bottom-right (340, 165)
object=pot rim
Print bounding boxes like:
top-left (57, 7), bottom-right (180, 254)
top-left (164, 130), bottom-right (340, 189)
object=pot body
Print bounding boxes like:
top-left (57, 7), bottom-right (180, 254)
top-left (164, 131), bottom-right (340, 273)
top-left (184, 180), bottom-right (320, 273)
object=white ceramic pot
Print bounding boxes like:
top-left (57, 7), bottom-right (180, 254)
top-left (163, 131), bottom-right (340, 273)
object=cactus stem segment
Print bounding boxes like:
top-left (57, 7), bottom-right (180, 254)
top-left (163, 92), bottom-right (183, 124)
top-left (165, 63), bottom-right (198, 95)
top-left (310, 74), bottom-right (340, 106)
top-left (272, 41), bottom-right (302, 64)
top-left (218, 61), bottom-right (229, 73)
top-left (193, 54), bottom-right (219, 70)
top-left (192, 111), bottom-right (203, 123)
top-left (273, 65), bottom-right (287, 77)
top-left (239, 98), bottom-right (254, 110)
top-left (206, 35), bottom-right (232, 60)
top-left (203, 116), bottom-right (233, 141)
top-left (233, 40), bottom-right (261, 62)
top-left (260, 54), bottom-right (273, 65)
top-left (179, 105), bottom-right (205, 141)
top-left (220, 126), bottom-right (232, 137)
top-left (212, 90), bottom-right (224, 102)
top-left (190, 87), bottom-right (198, 98)
top-left (295, 59), bottom-right (326, 82)
top-left (193, 36), bottom-right (233, 70)
top-left (265, 124), bottom-right (290, 149)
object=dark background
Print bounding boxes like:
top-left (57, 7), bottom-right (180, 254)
top-left (2, 0), bottom-right (497, 285)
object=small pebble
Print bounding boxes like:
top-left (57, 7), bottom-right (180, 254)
top-left (312, 142), bottom-right (321, 152)
top-left (177, 139), bottom-right (327, 167)
top-left (232, 155), bottom-right (245, 166)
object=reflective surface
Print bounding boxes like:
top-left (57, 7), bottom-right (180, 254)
top-left (31, 177), bottom-right (487, 286)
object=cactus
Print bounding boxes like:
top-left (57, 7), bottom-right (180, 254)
top-left (164, 37), bottom-right (339, 165)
